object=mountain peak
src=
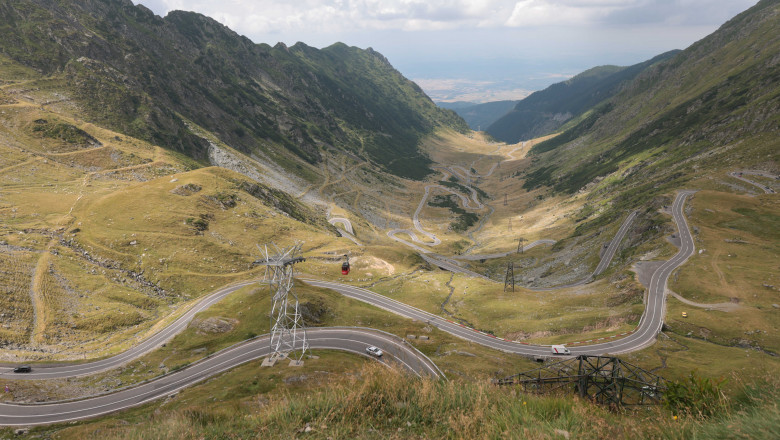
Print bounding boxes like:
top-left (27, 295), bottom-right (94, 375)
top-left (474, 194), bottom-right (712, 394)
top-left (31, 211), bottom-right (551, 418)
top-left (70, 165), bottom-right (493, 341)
top-left (0, 0), bottom-right (467, 179)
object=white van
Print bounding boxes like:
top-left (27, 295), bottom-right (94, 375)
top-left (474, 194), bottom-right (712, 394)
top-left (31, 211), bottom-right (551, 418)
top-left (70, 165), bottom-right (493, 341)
top-left (551, 345), bottom-right (570, 355)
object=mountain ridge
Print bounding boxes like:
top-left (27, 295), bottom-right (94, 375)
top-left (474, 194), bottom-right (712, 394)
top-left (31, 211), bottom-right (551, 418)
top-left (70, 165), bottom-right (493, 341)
top-left (522, 0), bottom-right (779, 197)
top-left (487, 51), bottom-right (680, 143)
top-left (439, 99), bottom-right (519, 131)
top-left (0, 0), bottom-right (467, 179)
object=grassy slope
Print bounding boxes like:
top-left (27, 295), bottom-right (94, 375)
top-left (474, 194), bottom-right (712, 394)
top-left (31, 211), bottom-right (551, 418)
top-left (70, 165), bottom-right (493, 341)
top-left (486, 52), bottom-right (679, 144)
top-left (23, 362), bottom-right (780, 439)
top-left (666, 190), bottom-right (780, 352)
top-left (4, 100), bottom-right (777, 435)
top-left (0, 60), bottom-right (343, 358)
top-left (521, 0), bottom-right (780, 214)
top-left (0, 0), bottom-right (467, 180)
top-left (1, 5), bottom-right (779, 437)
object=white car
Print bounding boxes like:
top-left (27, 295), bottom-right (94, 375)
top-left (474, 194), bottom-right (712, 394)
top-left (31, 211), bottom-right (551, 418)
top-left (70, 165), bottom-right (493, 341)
top-left (365, 346), bottom-right (383, 357)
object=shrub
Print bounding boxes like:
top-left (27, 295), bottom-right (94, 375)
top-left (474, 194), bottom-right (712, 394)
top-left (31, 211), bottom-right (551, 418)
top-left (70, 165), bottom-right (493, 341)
top-left (664, 371), bottom-right (728, 418)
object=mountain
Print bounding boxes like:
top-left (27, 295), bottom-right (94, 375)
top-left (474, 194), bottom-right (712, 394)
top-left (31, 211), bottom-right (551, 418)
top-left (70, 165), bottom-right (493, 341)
top-left (487, 51), bottom-right (679, 143)
top-left (439, 100), bottom-right (519, 131)
top-left (520, 0), bottom-right (779, 211)
top-left (436, 101), bottom-right (478, 110)
top-left (0, 0), bottom-right (467, 179)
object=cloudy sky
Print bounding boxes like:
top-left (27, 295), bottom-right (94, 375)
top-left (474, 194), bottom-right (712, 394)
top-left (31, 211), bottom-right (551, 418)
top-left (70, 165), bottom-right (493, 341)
top-left (134, 0), bottom-right (757, 102)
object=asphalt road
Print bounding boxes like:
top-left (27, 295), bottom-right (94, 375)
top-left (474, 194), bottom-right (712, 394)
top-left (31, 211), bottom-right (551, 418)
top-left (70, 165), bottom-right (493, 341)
top-left (328, 217), bottom-right (363, 246)
top-left (387, 166), bottom-right (487, 250)
top-left (302, 191), bottom-right (696, 356)
top-left (0, 192), bottom-right (695, 425)
top-left (419, 253), bottom-right (491, 280)
top-left (521, 210), bottom-right (636, 291)
top-left (728, 170), bottom-right (776, 194)
top-left (328, 217), bottom-right (355, 235)
top-left (387, 160), bottom-right (635, 286)
top-left (592, 211), bottom-right (637, 277)
top-left (0, 280), bottom-right (258, 380)
top-left (0, 328), bottom-right (441, 426)
top-left (388, 198), bottom-right (635, 283)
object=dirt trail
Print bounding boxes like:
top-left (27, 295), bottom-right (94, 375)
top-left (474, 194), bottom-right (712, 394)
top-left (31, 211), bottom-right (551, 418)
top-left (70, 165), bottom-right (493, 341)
top-left (0, 157), bottom-right (42, 174)
top-left (295, 184), bottom-right (314, 199)
top-left (40, 145), bottom-right (109, 157)
top-left (632, 261), bottom-right (740, 312)
top-left (710, 249), bottom-right (728, 289)
top-left (667, 289), bottom-right (741, 312)
top-left (29, 239), bottom-right (56, 345)
top-left (319, 158), bottom-right (365, 194)
top-left (90, 160), bottom-right (167, 175)
top-left (27, 169), bottom-right (96, 345)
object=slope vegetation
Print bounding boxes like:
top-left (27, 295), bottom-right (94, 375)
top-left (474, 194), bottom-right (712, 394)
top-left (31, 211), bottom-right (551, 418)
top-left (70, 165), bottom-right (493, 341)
top-left (520, 0), bottom-right (779, 223)
top-left (0, 58), bottom-right (345, 358)
top-left (0, 0), bottom-right (466, 179)
top-left (440, 99), bottom-right (519, 131)
top-left (487, 51), bottom-right (679, 143)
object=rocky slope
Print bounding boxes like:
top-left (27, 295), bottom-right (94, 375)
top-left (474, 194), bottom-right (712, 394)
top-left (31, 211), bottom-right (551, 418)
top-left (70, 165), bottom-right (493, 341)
top-left (0, 0), bottom-right (467, 179)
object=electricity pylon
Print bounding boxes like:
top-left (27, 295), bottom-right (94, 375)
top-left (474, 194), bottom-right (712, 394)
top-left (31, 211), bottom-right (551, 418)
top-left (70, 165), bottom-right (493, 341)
top-left (504, 261), bottom-right (515, 292)
top-left (255, 242), bottom-right (308, 363)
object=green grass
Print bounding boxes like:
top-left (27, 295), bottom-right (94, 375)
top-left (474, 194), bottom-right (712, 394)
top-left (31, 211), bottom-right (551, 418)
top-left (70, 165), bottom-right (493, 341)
top-left (28, 362), bottom-right (780, 440)
top-left (30, 119), bottom-right (99, 148)
top-left (667, 191), bottom-right (780, 353)
top-left (0, 101), bottom-right (342, 359)
top-left (719, 207), bottom-right (780, 240)
top-left (428, 194), bottom-right (480, 232)
top-left (363, 268), bottom-right (644, 347)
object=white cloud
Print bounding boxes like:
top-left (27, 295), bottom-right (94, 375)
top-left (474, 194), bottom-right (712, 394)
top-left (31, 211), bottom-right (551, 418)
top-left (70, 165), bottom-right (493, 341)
top-left (130, 1), bottom-right (759, 98)
top-left (137, 0), bottom-right (755, 37)
top-left (505, 0), bottom-right (631, 27)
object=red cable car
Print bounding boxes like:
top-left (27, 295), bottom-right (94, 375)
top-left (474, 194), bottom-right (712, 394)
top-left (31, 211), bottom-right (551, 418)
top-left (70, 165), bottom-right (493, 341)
top-left (341, 254), bottom-right (350, 275)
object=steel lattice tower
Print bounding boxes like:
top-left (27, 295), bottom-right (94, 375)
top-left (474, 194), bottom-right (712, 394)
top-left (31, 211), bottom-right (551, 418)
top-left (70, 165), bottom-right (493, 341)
top-left (504, 261), bottom-right (515, 292)
top-left (255, 242), bottom-right (308, 362)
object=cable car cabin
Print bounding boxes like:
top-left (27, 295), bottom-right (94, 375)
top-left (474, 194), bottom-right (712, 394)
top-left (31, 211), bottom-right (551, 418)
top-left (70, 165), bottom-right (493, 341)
top-left (341, 261), bottom-right (350, 275)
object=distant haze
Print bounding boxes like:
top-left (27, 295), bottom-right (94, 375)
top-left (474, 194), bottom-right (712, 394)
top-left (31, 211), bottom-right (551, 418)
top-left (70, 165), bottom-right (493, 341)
top-left (135, 1), bottom-right (758, 102)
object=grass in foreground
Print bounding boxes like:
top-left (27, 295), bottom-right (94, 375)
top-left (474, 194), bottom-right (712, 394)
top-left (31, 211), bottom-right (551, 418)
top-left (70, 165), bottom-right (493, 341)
top-left (34, 363), bottom-right (780, 440)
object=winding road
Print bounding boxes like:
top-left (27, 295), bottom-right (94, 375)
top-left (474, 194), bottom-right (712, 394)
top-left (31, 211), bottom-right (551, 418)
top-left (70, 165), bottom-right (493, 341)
top-left (728, 170), bottom-right (776, 194)
top-left (0, 328), bottom-right (440, 426)
top-left (0, 280), bottom-right (258, 380)
top-left (305, 191), bottom-right (695, 355)
top-left (387, 165), bottom-right (489, 251)
top-left (385, 160), bottom-right (625, 283)
top-left (387, 183), bottom-right (485, 249)
top-left (328, 217), bottom-right (354, 234)
top-left (0, 192), bottom-right (696, 425)
top-left (328, 217), bottom-right (363, 246)
top-left (522, 210), bottom-right (637, 291)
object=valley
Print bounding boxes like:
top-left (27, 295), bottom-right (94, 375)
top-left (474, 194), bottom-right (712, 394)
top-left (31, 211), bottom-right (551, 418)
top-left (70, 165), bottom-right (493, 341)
top-left (0, 0), bottom-right (778, 438)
